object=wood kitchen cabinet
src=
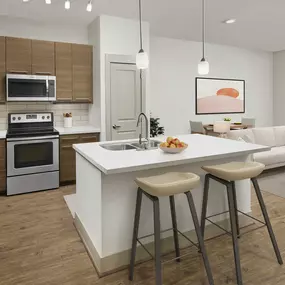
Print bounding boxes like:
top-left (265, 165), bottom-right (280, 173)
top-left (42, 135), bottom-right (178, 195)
top-left (55, 42), bottom-right (73, 102)
top-left (60, 133), bottom-right (99, 184)
top-left (0, 139), bottom-right (6, 193)
top-left (0, 37), bottom-right (6, 103)
top-left (32, 40), bottom-right (55, 76)
top-left (6, 37), bottom-right (32, 74)
top-left (72, 44), bottom-right (93, 103)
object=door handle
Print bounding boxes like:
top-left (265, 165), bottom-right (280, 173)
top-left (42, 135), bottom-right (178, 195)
top-left (112, 124), bottom-right (121, 130)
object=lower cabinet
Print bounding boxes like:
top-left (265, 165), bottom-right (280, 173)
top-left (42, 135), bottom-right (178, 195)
top-left (0, 139), bottom-right (6, 193)
top-left (60, 133), bottom-right (99, 184)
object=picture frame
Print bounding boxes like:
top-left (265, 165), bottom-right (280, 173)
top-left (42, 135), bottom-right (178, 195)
top-left (195, 77), bottom-right (245, 115)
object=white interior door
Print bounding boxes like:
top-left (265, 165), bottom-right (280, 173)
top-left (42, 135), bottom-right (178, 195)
top-left (109, 63), bottom-right (141, 141)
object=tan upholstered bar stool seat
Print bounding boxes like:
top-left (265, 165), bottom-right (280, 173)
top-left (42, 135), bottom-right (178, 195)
top-left (135, 172), bottom-right (200, 197)
top-left (202, 161), bottom-right (265, 181)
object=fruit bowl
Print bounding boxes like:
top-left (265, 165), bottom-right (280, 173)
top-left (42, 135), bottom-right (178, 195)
top-left (159, 137), bottom-right (188, 154)
top-left (159, 144), bottom-right (188, 154)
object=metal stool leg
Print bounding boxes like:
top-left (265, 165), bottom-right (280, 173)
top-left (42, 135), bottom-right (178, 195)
top-left (153, 197), bottom-right (162, 285)
top-left (185, 191), bottom-right (215, 285)
top-left (129, 188), bottom-right (143, 281)
top-left (251, 178), bottom-right (283, 265)
top-left (227, 182), bottom-right (243, 285)
top-left (232, 181), bottom-right (240, 238)
top-left (169, 196), bottom-right (181, 262)
top-left (201, 174), bottom-right (210, 239)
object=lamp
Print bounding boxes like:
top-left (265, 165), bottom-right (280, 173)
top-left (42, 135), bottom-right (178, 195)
top-left (214, 121), bottom-right (230, 138)
top-left (86, 0), bottom-right (92, 12)
top-left (198, 0), bottom-right (209, 75)
top-left (136, 0), bottom-right (149, 69)
top-left (65, 0), bottom-right (71, 9)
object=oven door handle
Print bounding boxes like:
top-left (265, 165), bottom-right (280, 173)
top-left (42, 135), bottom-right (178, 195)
top-left (7, 135), bottom-right (59, 142)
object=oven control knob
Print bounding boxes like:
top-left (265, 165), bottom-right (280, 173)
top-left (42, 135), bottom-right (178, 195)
top-left (42, 116), bottom-right (45, 120)
top-left (18, 117), bottom-right (21, 121)
top-left (12, 117), bottom-right (16, 121)
top-left (47, 116), bottom-right (50, 119)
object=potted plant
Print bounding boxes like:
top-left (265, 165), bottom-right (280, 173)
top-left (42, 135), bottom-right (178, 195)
top-left (150, 116), bottom-right (165, 138)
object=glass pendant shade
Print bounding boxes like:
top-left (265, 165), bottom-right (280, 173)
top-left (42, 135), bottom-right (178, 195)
top-left (65, 0), bottom-right (70, 9)
top-left (198, 58), bottom-right (209, 75)
top-left (136, 50), bottom-right (149, 69)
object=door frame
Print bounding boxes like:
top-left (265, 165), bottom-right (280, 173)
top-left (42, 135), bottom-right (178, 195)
top-left (105, 54), bottom-right (146, 141)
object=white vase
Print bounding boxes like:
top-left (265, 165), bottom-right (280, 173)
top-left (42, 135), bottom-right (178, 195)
top-left (63, 117), bottom-right (73, 128)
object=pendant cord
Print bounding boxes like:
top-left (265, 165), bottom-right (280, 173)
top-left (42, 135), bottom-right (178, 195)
top-left (202, 0), bottom-right (205, 59)
top-left (139, 0), bottom-right (143, 50)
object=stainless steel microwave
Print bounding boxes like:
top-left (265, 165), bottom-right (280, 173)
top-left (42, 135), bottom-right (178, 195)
top-left (6, 74), bottom-right (56, 102)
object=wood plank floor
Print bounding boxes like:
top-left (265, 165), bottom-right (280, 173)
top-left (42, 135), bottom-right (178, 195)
top-left (1, 185), bottom-right (285, 285)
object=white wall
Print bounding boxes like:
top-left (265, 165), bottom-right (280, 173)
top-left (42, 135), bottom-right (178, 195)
top-left (150, 37), bottom-right (273, 135)
top-left (0, 15), bottom-right (88, 43)
top-left (273, 51), bottom-right (285, 126)
top-left (88, 15), bottom-right (150, 141)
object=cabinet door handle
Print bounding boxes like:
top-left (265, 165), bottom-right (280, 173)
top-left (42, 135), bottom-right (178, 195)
top-left (35, 72), bottom-right (52, 75)
top-left (61, 136), bottom-right (79, 141)
top-left (9, 70), bottom-right (28, 74)
top-left (61, 145), bottom-right (73, 149)
top-left (81, 136), bottom-right (98, 140)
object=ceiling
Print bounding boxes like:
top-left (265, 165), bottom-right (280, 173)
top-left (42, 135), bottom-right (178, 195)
top-left (0, 0), bottom-right (284, 52)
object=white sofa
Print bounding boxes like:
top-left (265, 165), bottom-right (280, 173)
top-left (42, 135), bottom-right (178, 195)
top-left (227, 126), bottom-right (285, 169)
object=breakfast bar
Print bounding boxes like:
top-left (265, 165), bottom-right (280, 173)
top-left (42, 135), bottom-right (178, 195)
top-left (72, 134), bottom-right (269, 276)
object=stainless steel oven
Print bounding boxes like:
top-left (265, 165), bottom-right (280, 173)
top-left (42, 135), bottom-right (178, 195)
top-left (6, 112), bottom-right (59, 196)
top-left (6, 74), bottom-right (56, 102)
top-left (7, 135), bottom-right (59, 177)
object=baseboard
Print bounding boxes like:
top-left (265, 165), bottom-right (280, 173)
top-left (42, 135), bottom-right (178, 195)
top-left (74, 211), bottom-right (253, 277)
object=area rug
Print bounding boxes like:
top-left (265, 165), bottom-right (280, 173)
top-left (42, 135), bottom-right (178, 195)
top-left (258, 167), bottom-right (285, 198)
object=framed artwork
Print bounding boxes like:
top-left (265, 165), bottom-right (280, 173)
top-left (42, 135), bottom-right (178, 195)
top-left (195, 77), bottom-right (245, 115)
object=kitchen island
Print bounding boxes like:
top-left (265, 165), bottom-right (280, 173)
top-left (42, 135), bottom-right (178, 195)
top-left (72, 134), bottom-right (268, 276)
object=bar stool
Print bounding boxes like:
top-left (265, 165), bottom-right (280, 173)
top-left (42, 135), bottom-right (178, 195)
top-left (200, 161), bottom-right (283, 285)
top-left (129, 172), bottom-right (214, 285)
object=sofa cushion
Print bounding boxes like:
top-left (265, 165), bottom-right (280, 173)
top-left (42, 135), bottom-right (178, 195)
top-left (274, 127), bottom-right (285, 147)
top-left (252, 127), bottom-right (276, 147)
top-left (227, 129), bottom-right (255, 143)
top-left (254, 146), bottom-right (285, 166)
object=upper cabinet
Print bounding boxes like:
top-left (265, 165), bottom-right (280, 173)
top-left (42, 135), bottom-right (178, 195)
top-left (72, 44), bottom-right (93, 103)
top-left (6, 37), bottom-right (32, 74)
top-left (1, 37), bottom-right (93, 104)
top-left (55, 42), bottom-right (73, 102)
top-left (0, 37), bottom-right (5, 103)
top-left (32, 40), bottom-right (55, 76)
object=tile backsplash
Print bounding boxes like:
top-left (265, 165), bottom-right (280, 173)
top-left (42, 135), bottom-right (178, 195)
top-left (0, 103), bottom-right (89, 130)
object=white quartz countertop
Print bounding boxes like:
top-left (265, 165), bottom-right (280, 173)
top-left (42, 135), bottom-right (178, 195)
top-left (73, 134), bottom-right (269, 175)
top-left (0, 130), bottom-right (6, 139)
top-left (55, 126), bottom-right (100, 135)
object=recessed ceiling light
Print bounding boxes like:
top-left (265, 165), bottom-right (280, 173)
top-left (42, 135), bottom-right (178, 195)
top-left (223, 19), bottom-right (236, 24)
top-left (45, 0), bottom-right (51, 4)
top-left (23, 0), bottom-right (30, 2)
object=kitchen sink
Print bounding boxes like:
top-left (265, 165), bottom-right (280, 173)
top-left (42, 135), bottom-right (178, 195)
top-left (131, 140), bottom-right (161, 149)
top-left (100, 140), bottom-right (161, 151)
top-left (100, 143), bottom-right (137, 151)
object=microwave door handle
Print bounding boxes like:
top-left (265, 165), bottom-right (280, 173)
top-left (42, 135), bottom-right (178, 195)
top-left (46, 79), bottom-right (49, 99)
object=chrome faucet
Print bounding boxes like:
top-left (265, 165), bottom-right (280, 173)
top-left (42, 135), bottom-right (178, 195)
top-left (136, 112), bottom-right (149, 146)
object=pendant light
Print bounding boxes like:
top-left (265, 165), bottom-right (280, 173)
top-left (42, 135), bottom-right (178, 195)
top-left (86, 0), bottom-right (92, 12)
top-left (198, 0), bottom-right (209, 75)
top-left (136, 0), bottom-right (149, 69)
top-left (65, 0), bottom-right (71, 9)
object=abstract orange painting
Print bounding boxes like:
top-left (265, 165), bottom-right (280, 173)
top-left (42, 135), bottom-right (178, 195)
top-left (195, 77), bottom-right (245, 114)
